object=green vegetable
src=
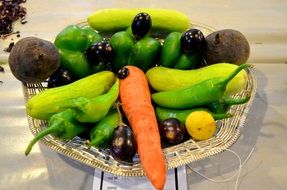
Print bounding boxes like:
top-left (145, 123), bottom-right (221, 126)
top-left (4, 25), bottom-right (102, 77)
top-left (87, 8), bottom-right (190, 33)
top-left (173, 53), bottom-right (201, 70)
top-left (88, 109), bottom-right (119, 148)
top-left (26, 71), bottom-right (116, 120)
top-left (152, 64), bottom-right (251, 109)
top-left (110, 31), bottom-right (135, 71)
top-left (146, 63), bottom-right (249, 97)
top-left (60, 79), bottom-right (119, 123)
top-left (58, 49), bottom-right (91, 78)
top-left (128, 36), bottom-right (161, 72)
top-left (54, 25), bottom-right (103, 78)
top-left (156, 106), bottom-right (232, 126)
top-left (207, 94), bottom-right (251, 114)
top-left (160, 31), bottom-right (202, 70)
top-left (25, 109), bottom-right (86, 155)
top-left (110, 29), bottom-right (161, 72)
top-left (160, 32), bottom-right (182, 68)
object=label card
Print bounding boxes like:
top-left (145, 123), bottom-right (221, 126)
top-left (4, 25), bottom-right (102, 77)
top-left (93, 166), bottom-right (187, 190)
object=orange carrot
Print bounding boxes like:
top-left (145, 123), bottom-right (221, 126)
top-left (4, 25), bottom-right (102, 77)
top-left (119, 66), bottom-right (167, 190)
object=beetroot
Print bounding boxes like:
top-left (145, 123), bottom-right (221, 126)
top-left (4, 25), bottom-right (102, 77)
top-left (205, 29), bottom-right (250, 65)
top-left (8, 37), bottom-right (60, 83)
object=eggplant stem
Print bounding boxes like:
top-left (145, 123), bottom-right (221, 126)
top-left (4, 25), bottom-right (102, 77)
top-left (115, 101), bottom-right (125, 127)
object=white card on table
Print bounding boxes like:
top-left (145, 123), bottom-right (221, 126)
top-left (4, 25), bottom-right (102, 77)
top-left (93, 166), bottom-right (187, 190)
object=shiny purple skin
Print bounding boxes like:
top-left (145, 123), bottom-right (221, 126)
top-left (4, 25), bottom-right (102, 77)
top-left (131, 12), bottom-right (152, 40)
top-left (111, 125), bottom-right (137, 163)
top-left (47, 68), bottom-right (75, 88)
top-left (159, 118), bottom-right (185, 144)
top-left (85, 41), bottom-right (112, 64)
top-left (180, 29), bottom-right (207, 54)
top-left (117, 67), bottom-right (129, 79)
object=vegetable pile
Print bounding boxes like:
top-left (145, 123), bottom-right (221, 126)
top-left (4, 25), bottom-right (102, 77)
top-left (8, 8), bottom-right (252, 190)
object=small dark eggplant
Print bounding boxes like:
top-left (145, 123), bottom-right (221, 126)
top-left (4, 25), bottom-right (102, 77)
top-left (131, 12), bottom-right (152, 40)
top-left (159, 118), bottom-right (185, 144)
top-left (110, 124), bottom-right (137, 163)
top-left (47, 68), bottom-right (76, 88)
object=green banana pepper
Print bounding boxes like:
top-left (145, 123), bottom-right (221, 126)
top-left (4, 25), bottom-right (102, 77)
top-left (88, 109), bottom-right (119, 148)
top-left (54, 25), bottom-right (103, 78)
top-left (59, 78), bottom-right (119, 123)
top-left (25, 109), bottom-right (86, 156)
top-left (152, 64), bottom-right (251, 109)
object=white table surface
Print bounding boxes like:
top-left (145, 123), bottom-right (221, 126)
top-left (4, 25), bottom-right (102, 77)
top-left (0, 1), bottom-right (287, 190)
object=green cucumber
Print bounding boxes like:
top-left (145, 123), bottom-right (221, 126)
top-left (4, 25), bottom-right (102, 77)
top-left (87, 8), bottom-right (190, 33)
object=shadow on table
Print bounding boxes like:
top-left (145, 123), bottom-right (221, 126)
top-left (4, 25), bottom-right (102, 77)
top-left (38, 143), bottom-right (95, 190)
top-left (187, 68), bottom-right (268, 186)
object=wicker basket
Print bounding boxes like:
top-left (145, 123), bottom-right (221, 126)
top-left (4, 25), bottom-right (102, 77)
top-left (22, 23), bottom-right (257, 177)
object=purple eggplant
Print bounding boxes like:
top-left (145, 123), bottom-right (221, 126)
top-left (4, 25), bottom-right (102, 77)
top-left (110, 124), bottom-right (137, 163)
top-left (159, 118), bottom-right (185, 144)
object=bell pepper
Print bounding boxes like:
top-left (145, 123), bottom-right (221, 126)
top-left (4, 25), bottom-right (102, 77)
top-left (25, 108), bottom-right (87, 155)
top-left (110, 31), bottom-right (135, 71)
top-left (110, 26), bottom-right (162, 72)
top-left (54, 25), bottom-right (103, 78)
top-left (128, 36), bottom-right (162, 72)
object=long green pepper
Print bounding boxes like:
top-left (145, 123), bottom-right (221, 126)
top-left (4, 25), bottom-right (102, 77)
top-left (152, 64), bottom-right (251, 109)
top-left (207, 93), bottom-right (251, 114)
top-left (25, 109), bottom-right (86, 156)
top-left (88, 109), bottom-right (119, 148)
top-left (155, 106), bottom-right (232, 126)
top-left (155, 106), bottom-right (232, 130)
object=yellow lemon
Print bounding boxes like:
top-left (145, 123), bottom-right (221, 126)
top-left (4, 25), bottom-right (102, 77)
top-left (185, 111), bottom-right (216, 141)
